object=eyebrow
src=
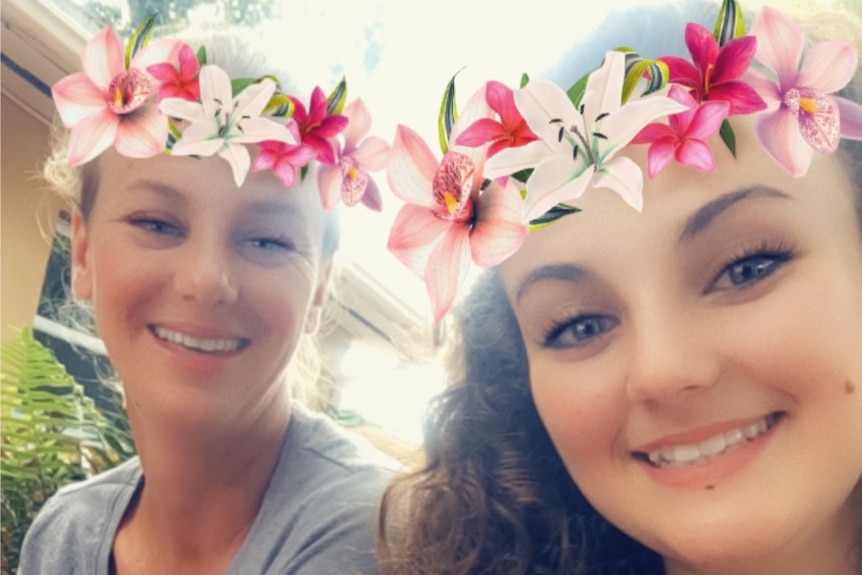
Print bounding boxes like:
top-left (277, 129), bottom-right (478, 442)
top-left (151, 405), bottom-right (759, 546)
top-left (516, 263), bottom-right (586, 303)
top-left (679, 186), bottom-right (792, 241)
top-left (127, 179), bottom-right (186, 202)
top-left (127, 180), bottom-right (299, 216)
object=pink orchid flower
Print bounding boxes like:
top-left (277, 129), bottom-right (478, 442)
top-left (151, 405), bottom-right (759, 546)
top-left (253, 121), bottom-right (317, 189)
top-left (317, 98), bottom-right (390, 211)
top-left (632, 85), bottom-right (730, 178)
top-left (386, 91), bottom-right (528, 321)
top-left (661, 22), bottom-right (765, 116)
top-left (746, 6), bottom-right (862, 176)
top-left (455, 80), bottom-right (538, 157)
top-left (147, 43), bottom-right (200, 102)
top-left (289, 87), bottom-right (349, 166)
top-left (52, 26), bottom-right (182, 166)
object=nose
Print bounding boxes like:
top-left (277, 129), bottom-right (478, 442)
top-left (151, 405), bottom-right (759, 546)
top-left (172, 239), bottom-right (239, 306)
top-left (624, 302), bottom-right (721, 404)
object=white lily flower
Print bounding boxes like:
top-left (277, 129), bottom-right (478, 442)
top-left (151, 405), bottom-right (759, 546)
top-left (159, 65), bottom-right (296, 187)
top-left (485, 51), bottom-right (687, 222)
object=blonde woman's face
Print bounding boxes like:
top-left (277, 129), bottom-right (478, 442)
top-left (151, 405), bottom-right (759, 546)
top-left (501, 116), bottom-right (862, 571)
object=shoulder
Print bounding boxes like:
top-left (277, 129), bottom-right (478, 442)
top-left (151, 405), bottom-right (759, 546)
top-left (18, 457), bottom-right (142, 575)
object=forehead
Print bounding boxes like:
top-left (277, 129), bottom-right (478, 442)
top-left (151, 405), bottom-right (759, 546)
top-left (501, 115), bottom-right (858, 289)
top-left (94, 149), bottom-right (326, 231)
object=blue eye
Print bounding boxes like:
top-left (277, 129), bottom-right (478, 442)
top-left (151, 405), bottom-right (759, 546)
top-left (244, 237), bottom-right (293, 251)
top-left (714, 252), bottom-right (791, 290)
top-left (543, 314), bottom-right (619, 349)
top-left (131, 218), bottom-right (181, 236)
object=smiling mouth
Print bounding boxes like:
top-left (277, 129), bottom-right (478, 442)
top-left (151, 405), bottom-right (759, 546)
top-left (152, 326), bottom-right (250, 355)
top-left (634, 412), bottom-right (785, 468)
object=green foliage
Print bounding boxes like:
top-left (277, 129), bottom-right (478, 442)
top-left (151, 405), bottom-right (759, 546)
top-left (1, 328), bottom-right (134, 575)
top-left (438, 71), bottom-right (461, 154)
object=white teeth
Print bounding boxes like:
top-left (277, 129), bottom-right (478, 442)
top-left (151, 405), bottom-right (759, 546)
top-left (645, 415), bottom-right (778, 468)
top-left (154, 326), bottom-right (242, 354)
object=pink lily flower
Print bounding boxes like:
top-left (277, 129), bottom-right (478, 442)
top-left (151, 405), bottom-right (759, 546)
top-left (147, 43), bottom-right (201, 102)
top-left (746, 6), bottom-right (862, 176)
top-left (632, 85), bottom-right (730, 178)
top-left (52, 26), bottom-right (182, 166)
top-left (289, 87), bottom-right (349, 166)
top-left (387, 96), bottom-right (528, 320)
top-left (455, 80), bottom-right (538, 157)
top-left (661, 22), bottom-right (765, 116)
top-left (317, 98), bottom-right (390, 211)
top-left (253, 121), bottom-right (317, 189)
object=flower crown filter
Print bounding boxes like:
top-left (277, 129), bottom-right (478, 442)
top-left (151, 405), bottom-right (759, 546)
top-left (52, 16), bottom-right (391, 210)
top-left (386, 0), bottom-right (862, 321)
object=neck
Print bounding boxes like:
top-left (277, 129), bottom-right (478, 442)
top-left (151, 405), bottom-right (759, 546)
top-left (117, 390), bottom-right (292, 568)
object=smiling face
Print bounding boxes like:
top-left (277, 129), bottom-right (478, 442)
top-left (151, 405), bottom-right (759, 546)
top-left (500, 117), bottom-right (862, 571)
top-left (71, 149), bottom-right (329, 432)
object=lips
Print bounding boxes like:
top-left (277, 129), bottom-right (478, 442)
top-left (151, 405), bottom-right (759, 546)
top-left (634, 412), bottom-right (785, 468)
top-left (152, 325), bottom-right (250, 354)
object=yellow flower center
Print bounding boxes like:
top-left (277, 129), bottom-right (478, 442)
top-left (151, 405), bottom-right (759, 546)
top-left (798, 97), bottom-right (818, 114)
top-left (442, 192), bottom-right (459, 214)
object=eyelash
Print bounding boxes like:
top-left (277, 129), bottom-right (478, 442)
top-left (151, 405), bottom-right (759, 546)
top-left (129, 217), bottom-right (182, 236)
top-left (129, 217), bottom-right (294, 253)
top-left (541, 240), bottom-right (796, 349)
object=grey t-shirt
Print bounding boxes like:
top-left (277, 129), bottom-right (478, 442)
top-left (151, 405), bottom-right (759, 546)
top-left (19, 405), bottom-right (394, 575)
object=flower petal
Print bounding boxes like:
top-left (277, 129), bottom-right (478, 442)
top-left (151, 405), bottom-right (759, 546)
top-left (711, 35), bottom-right (757, 85)
top-left (455, 118), bottom-right (507, 147)
top-left (684, 23), bottom-right (719, 78)
top-left (387, 125), bottom-right (439, 207)
top-left (582, 51), bottom-right (626, 131)
top-left (231, 117), bottom-right (296, 145)
top-left (644, 138), bottom-right (676, 178)
top-left (52, 73), bottom-right (108, 127)
top-left (706, 81), bottom-right (766, 115)
top-left (82, 26), bottom-right (124, 92)
top-left (233, 78), bottom-right (277, 119)
top-left (797, 41), bottom-right (858, 95)
top-left (523, 155), bottom-right (592, 222)
top-left (387, 204), bottom-right (451, 276)
top-left (469, 181), bottom-right (528, 268)
top-left (484, 139), bottom-right (553, 180)
top-left (343, 98), bottom-right (372, 149)
top-left (836, 96), bottom-right (862, 140)
top-left (218, 143), bottom-right (252, 187)
top-left (198, 65), bottom-right (233, 119)
top-left (686, 100), bottom-right (729, 140)
top-left (599, 95), bottom-right (687, 158)
top-left (130, 38), bottom-right (183, 73)
top-left (675, 139), bottom-right (717, 173)
top-left (661, 56), bottom-right (702, 90)
top-left (424, 226), bottom-right (471, 322)
top-left (316, 165), bottom-right (342, 209)
top-left (66, 110), bottom-right (118, 166)
top-left (751, 6), bottom-right (804, 92)
top-left (159, 97), bottom-right (207, 122)
top-left (114, 104), bottom-right (168, 158)
top-left (755, 108), bottom-right (813, 177)
top-left (360, 177), bottom-right (383, 211)
top-left (514, 79), bottom-right (579, 152)
top-left (449, 84), bottom-right (493, 145)
top-left (631, 123), bottom-right (676, 145)
top-left (271, 159), bottom-right (298, 188)
top-left (592, 156), bottom-right (644, 211)
top-left (352, 136), bottom-right (390, 171)
top-left (743, 68), bottom-right (783, 110)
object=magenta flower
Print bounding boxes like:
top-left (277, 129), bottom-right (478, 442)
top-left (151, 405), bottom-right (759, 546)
top-left (632, 85), bottom-right (729, 178)
top-left (746, 6), bottom-right (862, 176)
top-left (455, 80), bottom-right (538, 157)
top-left (52, 26), bottom-right (182, 166)
top-left (147, 43), bottom-right (200, 102)
top-left (317, 98), bottom-right (390, 211)
top-left (289, 87), bottom-right (349, 166)
top-left (386, 123), bottom-right (528, 321)
top-left (661, 22), bottom-right (765, 116)
top-left (253, 121), bottom-right (316, 188)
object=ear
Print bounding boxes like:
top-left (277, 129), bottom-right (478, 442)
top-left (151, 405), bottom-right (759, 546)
top-left (70, 209), bottom-right (94, 301)
top-left (304, 264), bottom-right (333, 335)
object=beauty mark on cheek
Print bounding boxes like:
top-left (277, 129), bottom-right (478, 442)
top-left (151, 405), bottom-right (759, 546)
top-left (845, 380), bottom-right (856, 395)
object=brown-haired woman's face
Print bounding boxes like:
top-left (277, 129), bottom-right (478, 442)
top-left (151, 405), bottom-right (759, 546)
top-left (501, 115), bottom-right (862, 571)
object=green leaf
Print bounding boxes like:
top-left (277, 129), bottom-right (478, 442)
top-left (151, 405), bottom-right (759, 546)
top-left (124, 14), bottom-right (158, 70)
top-left (528, 203), bottom-right (581, 230)
top-left (196, 45), bottom-right (207, 66)
top-left (714, 0), bottom-right (746, 46)
top-left (326, 77), bottom-right (348, 116)
top-left (622, 52), bottom-right (669, 103)
top-left (438, 71), bottom-right (461, 154)
top-left (719, 119), bottom-right (737, 157)
top-left (566, 72), bottom-right (590, 108)
top-left (511, 168), bottom-right (533, 185)
top-left (520, 73), bottom-right (530, 88)
top-left (265, 93), bottom-right (294, 117)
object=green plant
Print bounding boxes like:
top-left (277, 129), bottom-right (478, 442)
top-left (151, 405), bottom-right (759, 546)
top-left (0, 327), bottom-right (134, 575)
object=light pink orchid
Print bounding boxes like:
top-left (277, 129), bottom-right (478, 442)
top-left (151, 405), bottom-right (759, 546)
top-left (147, 43), bottom-right (201, 102)
top-left (632, 85), bottom-right (730, 178)
top-left (386, 95), bottom-right (528, 320)
top-left (253, 121), bottom-right (316, 189)
top-left (455, 80), bottom-right (538, 157)
top-left (317, 98), bottom-right (390, 211)
top-left (159, 65), bottom-right (296, 187)
top-left (660, 23), bottom-right (766, 116)
top-left (485, 51), bottom-right (687, 222)
top-left (52, 26), bottom-right (182, 166)
top-left (289, 87), bottom-right (349, 166)
top-left (746, 6), bottom-right (862, 176)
